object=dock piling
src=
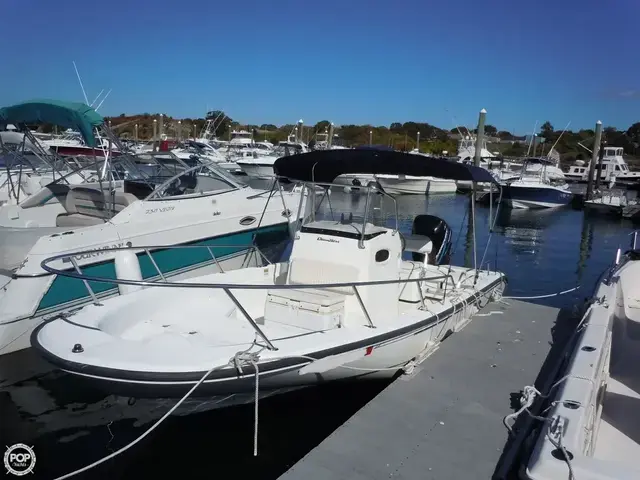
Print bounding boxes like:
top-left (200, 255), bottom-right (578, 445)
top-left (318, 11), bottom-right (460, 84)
top-left (474, 108), bottom-right (486, 167)
top-left (585, 120), bottom-right (603, 200)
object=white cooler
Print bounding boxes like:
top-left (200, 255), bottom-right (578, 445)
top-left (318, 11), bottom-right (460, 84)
top-left (265, 288), bottom-right (345, 331)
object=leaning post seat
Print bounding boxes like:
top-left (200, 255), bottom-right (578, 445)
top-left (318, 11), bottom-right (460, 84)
top-left (264, 219), bottom-right (402, 329)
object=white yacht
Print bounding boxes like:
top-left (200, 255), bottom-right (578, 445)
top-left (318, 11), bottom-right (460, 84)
top-left (228, 129), bottom-right (254, 147)
top-left (564, 146), bottom-right (640, 187)
top-left (236, 135), bottom-right (307, 179)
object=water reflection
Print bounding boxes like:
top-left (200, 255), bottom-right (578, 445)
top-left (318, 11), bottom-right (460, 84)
top-left (494, 208), bottom-right (560, 255)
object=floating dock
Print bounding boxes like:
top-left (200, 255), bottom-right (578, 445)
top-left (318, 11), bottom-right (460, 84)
top-left (278, 299), bottom-right (578, 480)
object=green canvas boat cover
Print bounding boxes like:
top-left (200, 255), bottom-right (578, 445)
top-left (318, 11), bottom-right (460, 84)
top-left (0, 99), bottom-right (104, 147)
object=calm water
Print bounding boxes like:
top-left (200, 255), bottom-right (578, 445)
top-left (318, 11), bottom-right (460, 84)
top-left (1, 189), bottom-right (637, 479)
top-left (315, 189), bottom-right (635, 310)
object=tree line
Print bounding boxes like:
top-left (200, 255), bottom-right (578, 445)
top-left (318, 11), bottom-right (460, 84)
top-left (35, 110), bottom-right (640, 164)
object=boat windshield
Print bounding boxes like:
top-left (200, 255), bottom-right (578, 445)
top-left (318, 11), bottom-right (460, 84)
top-left (145, 160), bottom-right (247, 200)
top-left (273, 143), bottom-right (304, 156)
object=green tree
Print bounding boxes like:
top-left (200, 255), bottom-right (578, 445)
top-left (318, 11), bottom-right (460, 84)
top-left (205, 110), bottom-right (233, 137)
top-left (484, 124), bottom-right (498, 136)
top-left (314, 120), bottom-right (331, 132)
top-left (539, 121), bottom-right (554, 142)
top-left (504, 141), bottom-right (525, 157)
top-left (627, 123), bottom-right (640, 153)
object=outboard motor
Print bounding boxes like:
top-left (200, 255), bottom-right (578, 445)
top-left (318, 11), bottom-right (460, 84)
top-left (411, 214), bottom-right (452, 266)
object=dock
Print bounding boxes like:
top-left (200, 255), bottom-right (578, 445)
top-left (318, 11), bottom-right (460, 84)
top-left (278, 299), bottom-right (578, 480)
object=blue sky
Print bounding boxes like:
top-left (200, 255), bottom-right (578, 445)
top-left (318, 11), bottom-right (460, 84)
top-left (2, 0), bottom-right (639, 133)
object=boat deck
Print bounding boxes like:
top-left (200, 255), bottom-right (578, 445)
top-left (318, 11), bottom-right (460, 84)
top-left (278, 299), bottom-right (578, 480)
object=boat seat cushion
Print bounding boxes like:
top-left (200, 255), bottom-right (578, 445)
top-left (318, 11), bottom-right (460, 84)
top-left (56, 190), bottom-right (137, 227)
top-left (65, 187), bottom-right (136, 218)
top-left (287, 258), bottom-right (358, 295)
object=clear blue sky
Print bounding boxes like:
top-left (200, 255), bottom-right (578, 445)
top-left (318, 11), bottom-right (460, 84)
top-left (2, 0), bottom-right (639, 134)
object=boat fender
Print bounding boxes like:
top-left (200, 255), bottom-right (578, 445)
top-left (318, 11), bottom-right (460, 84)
top-left (114, 250), bottom-right (143, 295)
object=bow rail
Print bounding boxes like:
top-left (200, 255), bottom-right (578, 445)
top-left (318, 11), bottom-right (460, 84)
top-left (39, 243), bottom-right (461, 352)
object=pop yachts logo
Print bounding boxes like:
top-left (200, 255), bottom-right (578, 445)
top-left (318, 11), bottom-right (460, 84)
top-left (4, 444), bottom-right (36, 476)
top-left (63, 242), bottom-right (133, 263)
top-left (317, 237), bottom-right (339, 244)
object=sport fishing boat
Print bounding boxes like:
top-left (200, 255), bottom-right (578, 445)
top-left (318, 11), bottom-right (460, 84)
top-left (33, 149), bottom-right (506, 409)
top-left (523, 233), bottom-right (640, 480)
top-left (500, 157), bottom-right (573, 209)
top-left (0, 99), bottom-right (307, 361)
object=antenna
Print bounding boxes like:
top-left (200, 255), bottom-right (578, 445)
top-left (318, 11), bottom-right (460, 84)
top-left (526, 120), bottom-right (538, 156)
top-left (95, 89), bottom-right (112, 111)
top-left (547, 121), bottom-right (571, 156)
top-left (73, 61), bottom-right (89, 105)
top-left (90, 89), bottom-right (104, 107)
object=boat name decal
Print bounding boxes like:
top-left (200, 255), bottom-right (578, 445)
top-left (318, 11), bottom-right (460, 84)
top-left (145, 206), bottom-right (175, 215)
top-left (63, 241), bottom-right (131, 263)
top-left (317, 237), bottom-right (339, 244)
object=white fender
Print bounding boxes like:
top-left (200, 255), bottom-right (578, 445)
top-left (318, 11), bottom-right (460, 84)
top-left (114, 250), bottom-right (142, 295)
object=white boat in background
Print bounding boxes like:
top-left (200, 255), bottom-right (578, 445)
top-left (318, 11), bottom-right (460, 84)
top-left (32, 148), bottom-right (505, 409)
top-left (228, 129), bottom-right (254, 147)
top-left (524, 236), bottom-right (640, 480)
top-left (234, 150), bottom-right (281, 178)
top-left (564, 146), bottom-right (640, 187)
top-left (376, 174), bottom-right (457, 195)
top-left (0, 130), bottom-right (93, 205)
top-left (236, 135), bottom-right (308, 178)
top-left (0, 99), bottom-right (307, 362)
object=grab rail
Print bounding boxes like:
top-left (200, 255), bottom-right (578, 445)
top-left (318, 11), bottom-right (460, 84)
top-left (39, 244), bottom-right (464, 352)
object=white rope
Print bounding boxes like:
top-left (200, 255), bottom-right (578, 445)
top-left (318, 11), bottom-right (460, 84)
top-left (231, 350), bottom-right (261, 457)
top-left (54, 346), bottom-right (264, 479)
top-left (502, 286), bottom-right (580, 301)
top-left (475, 311), bottom-right (504, 317)
top-left (53, 361), bottom-right (229, 480)
top-left (546, 425), bottom-right (577, 480)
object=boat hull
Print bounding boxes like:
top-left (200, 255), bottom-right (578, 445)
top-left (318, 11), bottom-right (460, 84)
top-left (377, 176), bottom-right (457, 195)
top-left (30, 276), bottom-right (505, 402)
top-left (236, 162), bottom-right (275, 178)
top-left (502, 185), bottom-right (573, 209)
top-left (0, 222), bottom-right (292, 359)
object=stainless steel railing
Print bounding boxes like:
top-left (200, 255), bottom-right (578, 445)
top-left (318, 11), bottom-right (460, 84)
top-left (40, 244), bottom-right (459, 352)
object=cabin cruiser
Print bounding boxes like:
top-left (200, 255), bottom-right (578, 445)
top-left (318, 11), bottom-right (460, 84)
top-left (0, 100), bottom-right (307, 361)
top-left (564, 146), bottom-right (640, 187)
top-left (235, 137), bottom-right (307, 178)
top-left (32, 149), bottom-right (505, 409)
top-left (370, 148), bottom-right (458, 195)
top-left (375, 174), bottom-right (457, 195)
top-left (172, 140), bottom-right (240, 173)
top-left (229, 129), bottom-right (254, 147)
top-left (523, 236), bottom-right (640, 480)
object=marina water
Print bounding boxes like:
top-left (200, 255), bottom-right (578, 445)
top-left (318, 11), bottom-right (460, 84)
top-left (1, 189), bottom-right (635, 479)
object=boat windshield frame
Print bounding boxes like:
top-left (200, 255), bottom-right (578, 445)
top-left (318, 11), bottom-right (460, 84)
top-left (144, 159), bottom-right (247, 201)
